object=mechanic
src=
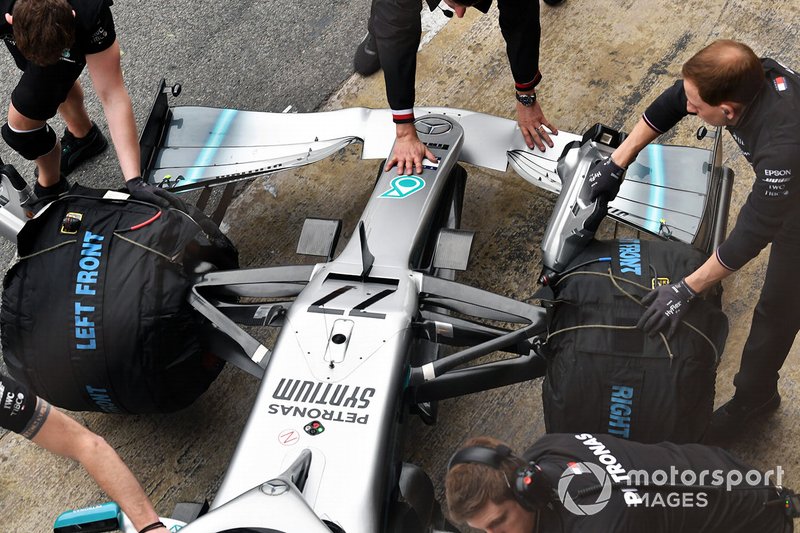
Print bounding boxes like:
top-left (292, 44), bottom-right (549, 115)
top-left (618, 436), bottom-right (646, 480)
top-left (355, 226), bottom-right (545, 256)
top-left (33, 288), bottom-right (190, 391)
top-left (446, 433), bottom-right (796, 532)
top-left (1, 0), bottom-right (172, 205)
top-left (583, 39), bottom-right (800, 443)
top-left (0, 373), bottom-right (169, 533)
top-left (353, 0), bottom-right (559, 176)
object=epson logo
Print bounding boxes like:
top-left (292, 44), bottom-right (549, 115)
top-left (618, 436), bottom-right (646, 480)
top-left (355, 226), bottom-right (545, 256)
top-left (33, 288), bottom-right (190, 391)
top-left (764, 169), bottom-right (792, 177)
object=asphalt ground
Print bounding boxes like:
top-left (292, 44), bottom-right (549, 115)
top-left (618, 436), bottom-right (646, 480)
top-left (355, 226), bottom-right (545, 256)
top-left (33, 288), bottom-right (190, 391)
top-left (3, 0), bottom-right (800, 531)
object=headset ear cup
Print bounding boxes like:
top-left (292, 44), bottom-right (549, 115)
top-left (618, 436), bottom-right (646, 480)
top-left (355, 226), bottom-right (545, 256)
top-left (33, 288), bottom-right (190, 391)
top-left (513, 467), bottom-right (537, 511)
top-left (514, 464), bottom-right (550, 511)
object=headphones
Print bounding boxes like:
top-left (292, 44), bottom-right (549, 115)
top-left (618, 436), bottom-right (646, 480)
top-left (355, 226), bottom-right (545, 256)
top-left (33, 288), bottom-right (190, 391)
top-left (447, 445), bottom-right (553, 511)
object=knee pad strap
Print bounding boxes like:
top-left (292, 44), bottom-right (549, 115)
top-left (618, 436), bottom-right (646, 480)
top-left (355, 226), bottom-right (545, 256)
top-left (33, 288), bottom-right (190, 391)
top-left (1, 122), bottom-right (57, 160)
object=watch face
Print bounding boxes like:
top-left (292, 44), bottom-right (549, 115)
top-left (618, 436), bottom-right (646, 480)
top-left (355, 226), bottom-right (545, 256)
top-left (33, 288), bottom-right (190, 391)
top-left (516, 93), bottom-right (536, 106)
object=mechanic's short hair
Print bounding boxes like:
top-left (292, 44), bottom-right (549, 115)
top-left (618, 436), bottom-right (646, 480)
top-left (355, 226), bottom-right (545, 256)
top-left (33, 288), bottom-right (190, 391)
top-left (682, 40), bottom-right (764, 106)
top-left (445, 436), bottom-right (524, 524)
top-left (12, 0), bottom-right (75, 66)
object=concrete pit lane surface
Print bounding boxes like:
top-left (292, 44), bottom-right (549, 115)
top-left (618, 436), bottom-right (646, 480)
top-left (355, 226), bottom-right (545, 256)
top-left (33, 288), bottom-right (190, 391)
top-left (1, 1), bottom-right (800, 531)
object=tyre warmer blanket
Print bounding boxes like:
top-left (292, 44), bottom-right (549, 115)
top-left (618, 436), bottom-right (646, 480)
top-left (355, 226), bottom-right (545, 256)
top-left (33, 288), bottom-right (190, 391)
top-left (537, 239), bottom-right (728, 443)
top-left (1, 185), bottom-right (239, 413)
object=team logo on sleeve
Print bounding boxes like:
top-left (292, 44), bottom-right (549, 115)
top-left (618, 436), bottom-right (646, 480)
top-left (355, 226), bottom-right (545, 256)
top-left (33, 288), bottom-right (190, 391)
top-left (774, 76), bottom-right (788, 92)
top-left (91, 27), bottom-right (108, 45)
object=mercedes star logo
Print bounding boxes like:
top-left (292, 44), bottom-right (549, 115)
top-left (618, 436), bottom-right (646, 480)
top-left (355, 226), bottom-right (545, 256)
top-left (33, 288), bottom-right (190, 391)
top-left (414, 116), bottom-right (453, 136)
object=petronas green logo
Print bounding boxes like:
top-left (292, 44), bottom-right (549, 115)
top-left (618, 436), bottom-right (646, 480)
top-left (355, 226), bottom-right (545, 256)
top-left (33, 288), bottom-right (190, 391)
top-left (380, 175), bottom-right (425, 199)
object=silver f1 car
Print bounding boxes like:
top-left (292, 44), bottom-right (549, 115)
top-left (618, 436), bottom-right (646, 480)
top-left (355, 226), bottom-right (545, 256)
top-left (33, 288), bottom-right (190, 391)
top-left (40, 80), bottom-right (732, 533)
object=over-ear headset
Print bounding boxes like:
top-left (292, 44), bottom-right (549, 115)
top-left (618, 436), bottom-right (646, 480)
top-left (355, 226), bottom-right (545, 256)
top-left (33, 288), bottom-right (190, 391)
top-left (447, 445), bottom-right (554, 510)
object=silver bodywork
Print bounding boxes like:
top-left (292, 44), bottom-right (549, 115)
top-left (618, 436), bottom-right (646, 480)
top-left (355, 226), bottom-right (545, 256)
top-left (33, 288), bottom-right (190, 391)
top-left (148, 106), bottom-right (536, 183)
top-left (540, 139), bottom-right (614, 273)
top-left (154, 111), bottom-right (726, 532)
top-left (177, 116), bottom-right (465, 532)
top-left (0, 170), bottom-right (31, 243)
top-left (147, 107), bottom-right (718, 250)
top-left (0, 107), bottom-right (718, 250)
top-left (48, 101), bottom-right (729, 532)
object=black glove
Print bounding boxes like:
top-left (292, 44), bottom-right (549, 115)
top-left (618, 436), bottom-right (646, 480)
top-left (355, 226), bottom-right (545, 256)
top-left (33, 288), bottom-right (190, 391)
top-left (636, 278), bottom-right (697, 338)
top-left (585, 157), bottom-right (626, 202)
top-left (126, 177), bottom-right (187, 211)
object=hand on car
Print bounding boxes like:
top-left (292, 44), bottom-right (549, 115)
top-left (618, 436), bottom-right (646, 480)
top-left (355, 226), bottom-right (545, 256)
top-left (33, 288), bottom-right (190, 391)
top-left (585, 157), bottom-right (626, 202)
top-left (517, 100), bottom-right (557, 152)
top-left (385, 124), bottom-right (437, 175)
top-left (126, 177), bottom-right (187, 211)
top-left (636, 278), bottom-right (697, 338)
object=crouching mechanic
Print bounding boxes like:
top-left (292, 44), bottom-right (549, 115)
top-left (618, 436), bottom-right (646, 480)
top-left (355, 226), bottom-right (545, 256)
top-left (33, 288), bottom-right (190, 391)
top-left (0, 373), bottom-right (168, 532)
top-left (1, 0), bottom-right (172, 205)
top-left (582, 39), bottom-right (800, 442)
top-left (446, 434), bottom-right (796, 532)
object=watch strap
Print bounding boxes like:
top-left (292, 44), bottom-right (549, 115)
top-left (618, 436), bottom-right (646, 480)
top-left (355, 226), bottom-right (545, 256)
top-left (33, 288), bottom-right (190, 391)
top-left (515, 92), bottom-right (537, 106)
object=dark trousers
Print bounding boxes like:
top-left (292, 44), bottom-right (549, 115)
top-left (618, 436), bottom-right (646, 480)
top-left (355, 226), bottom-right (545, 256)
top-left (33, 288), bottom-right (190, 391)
top-left (734, 210), bottom-right (800, 399)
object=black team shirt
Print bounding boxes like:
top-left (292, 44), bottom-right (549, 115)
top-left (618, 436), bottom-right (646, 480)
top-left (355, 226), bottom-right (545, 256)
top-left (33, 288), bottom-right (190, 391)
top-left (642, 59), bottom-right (800, 271)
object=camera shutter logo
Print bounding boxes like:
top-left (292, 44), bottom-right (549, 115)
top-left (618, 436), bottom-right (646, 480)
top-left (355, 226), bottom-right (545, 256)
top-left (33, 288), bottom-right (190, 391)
top-left (558, 461), bottom-right (613, 515)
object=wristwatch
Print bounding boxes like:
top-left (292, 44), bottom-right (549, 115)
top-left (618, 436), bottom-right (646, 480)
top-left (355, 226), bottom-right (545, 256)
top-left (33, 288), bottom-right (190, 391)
top-left (515, 91), bottom-right (537, 107)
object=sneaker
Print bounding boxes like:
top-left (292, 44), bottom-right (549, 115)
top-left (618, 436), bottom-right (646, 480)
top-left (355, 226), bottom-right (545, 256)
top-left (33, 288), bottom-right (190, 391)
top-left (60, 122), bottom-right (108, 176)
top-left (704, 391), bottom-right (781, 444)
top-left (33, 175), bottom-right (70, 205)
top-left (354, 32), bottom-right (380, 76)
top-left (543, 0), bottom-right (566, 4)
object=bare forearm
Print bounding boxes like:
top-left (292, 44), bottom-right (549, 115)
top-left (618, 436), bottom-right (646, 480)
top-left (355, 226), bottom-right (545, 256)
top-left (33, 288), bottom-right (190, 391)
top-left (685, 253), bottom-right (734, 294)
top-left (611, 118), bottom-right (661, 167)
top-left (101, 91), bottom-right (141, 181)
top-left (396, 122), bottom-right (418, 142)
top-left (78, 437), bottom-right (162, 531)
top-left (32, 410), bottom-right (164, 531)
top-left (86, 42), bottom-right (141, 181)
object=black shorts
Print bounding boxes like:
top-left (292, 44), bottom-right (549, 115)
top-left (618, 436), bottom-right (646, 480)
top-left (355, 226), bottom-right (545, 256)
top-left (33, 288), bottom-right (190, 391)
top-left (5, 41), bottom-right (86, 122)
